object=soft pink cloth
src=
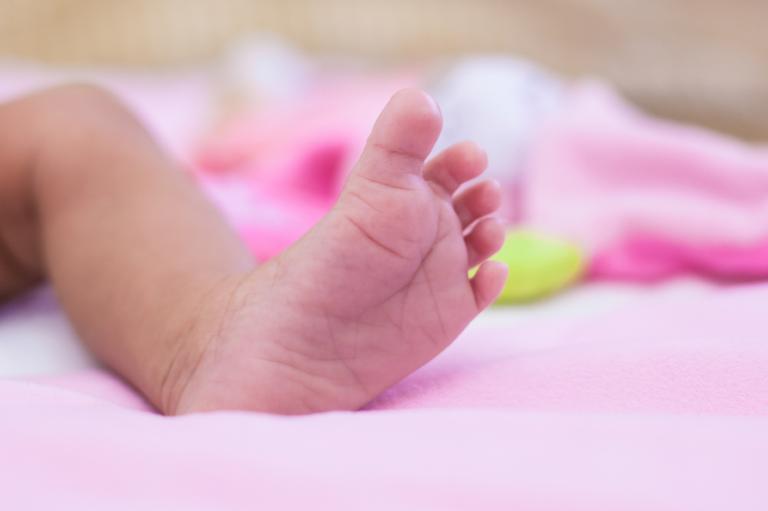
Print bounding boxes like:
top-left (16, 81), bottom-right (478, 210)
top-left (524, 82), bottom-right (768, 280)
top-left (4, 282), bottom-right (768, 509)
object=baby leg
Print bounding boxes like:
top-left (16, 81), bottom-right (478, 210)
top-left (0, 85), bottom-right (505, 414)
top-left (0, 85), bottom-right (254, 410)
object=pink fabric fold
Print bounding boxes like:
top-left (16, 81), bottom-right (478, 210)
top-left (524, 82), bottom-right (768, 280)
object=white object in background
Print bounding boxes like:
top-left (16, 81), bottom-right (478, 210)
top-left (430, 56), bottom-right (563, 184)
top-left (218, 34), bottom-right (311, 104)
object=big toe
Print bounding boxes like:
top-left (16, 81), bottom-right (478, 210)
top-left (354, 88), bottom-right (443, 183)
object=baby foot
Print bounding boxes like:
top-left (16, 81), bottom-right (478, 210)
top-left (166, 89), bottom-right (507, 414)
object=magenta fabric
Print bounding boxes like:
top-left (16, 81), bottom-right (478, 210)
top-left (524, 82), bottom-right (768, 280)
top-left (3, 282), bottom-right (768, 509)
top-left (196, 73), bottom-right (418, 260)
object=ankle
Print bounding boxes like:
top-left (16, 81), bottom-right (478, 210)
top-left (153, 274), bottom-right (246, 415)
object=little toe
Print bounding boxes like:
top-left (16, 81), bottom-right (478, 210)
top-left (466, 217), bottom-right (505, 268)
top-left (471, 261), bottom-right (508, 311)
top-left (423, 141), bottom-right (487, 196)
top-left (453, 179), bottom-right (502, 228)
top-left (353, 88), bottom-right (442, 185)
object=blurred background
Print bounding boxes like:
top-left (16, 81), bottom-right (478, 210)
top-left (1, 0), bottom-right (766, 139)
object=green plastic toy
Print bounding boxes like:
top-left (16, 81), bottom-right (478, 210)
top-left (481, 229), bottom-right (585, 304)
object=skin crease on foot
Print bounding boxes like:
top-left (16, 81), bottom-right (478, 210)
top-left (166, 89), bottom-right (508, 415)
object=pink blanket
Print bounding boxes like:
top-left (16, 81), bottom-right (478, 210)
top-left (3, 281), bottom-right (768, 509)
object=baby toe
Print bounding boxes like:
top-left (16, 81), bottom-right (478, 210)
top-left (423, 141), bottom-right (487, 196)
top-left (453, 179), bottom-right (502, 228)
top-left (465, 217), bottom-right (505, 268)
